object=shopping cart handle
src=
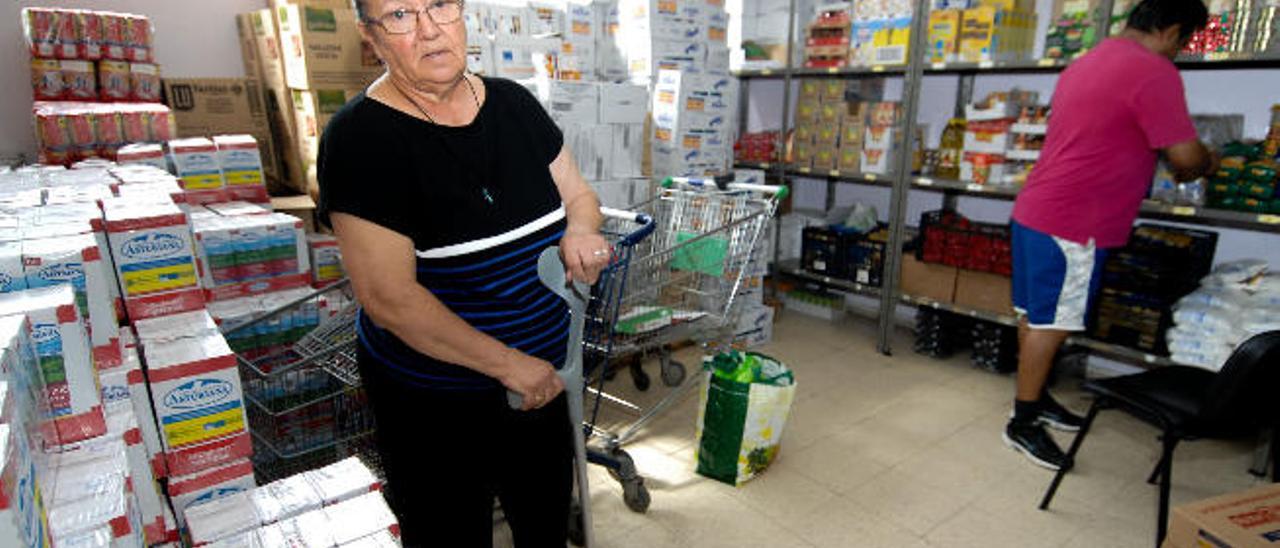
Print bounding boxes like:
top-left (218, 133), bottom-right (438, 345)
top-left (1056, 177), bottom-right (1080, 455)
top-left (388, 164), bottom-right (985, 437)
top-left (601, 207), bottom-right (655, 247)
top-left (661, 176), bottom-right (790, 200)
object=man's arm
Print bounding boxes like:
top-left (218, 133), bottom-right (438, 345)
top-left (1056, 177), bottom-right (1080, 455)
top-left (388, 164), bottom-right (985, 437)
top-left (1163, 139), bottom-right (1217, 181)
top-left (549, 145), bottom-right (610, 284)
top-left (331, 213), bottom-right (563, 409)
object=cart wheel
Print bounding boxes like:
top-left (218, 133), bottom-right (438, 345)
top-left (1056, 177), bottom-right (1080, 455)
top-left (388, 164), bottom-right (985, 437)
top-left (607, 449), bottom-right (638, 483)
top-left (623, 479), bottom-right (651, 513)
top-left (630, 361), bottom-right (651, 391)
top-left (568, 501), bottom-right (585, 546)
top-left (660, 359), bottom-right (686, 387)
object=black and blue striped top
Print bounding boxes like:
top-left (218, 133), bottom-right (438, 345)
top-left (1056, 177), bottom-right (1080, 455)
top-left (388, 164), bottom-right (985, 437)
top-left (317, 77), bottom-right (569, 389)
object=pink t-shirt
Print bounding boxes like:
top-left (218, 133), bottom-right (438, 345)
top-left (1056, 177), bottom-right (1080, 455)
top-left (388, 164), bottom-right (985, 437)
top-left (1011, 38), bottom-right (1198, 248)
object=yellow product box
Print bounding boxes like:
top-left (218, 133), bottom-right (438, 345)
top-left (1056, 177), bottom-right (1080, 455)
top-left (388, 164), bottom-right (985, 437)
top-left (792, 140), bottom-right (815, 168)
top-left (928, 10), bottom-right (962, 63)
top-left (979, 0), bottom-right (1033, 12)
top-left (799, 80), bottom-right (822, 101)
top-left (819, 80), bottom-right (846, 102)
top-left (819, 102), bottom-right (844, 125)
top-left (872, 22), bottom-right (911, 65)
top-left (960, 7), bottom-right (999, 62)
top-left (796, 96), bottom-right (822, 124)
top-left (794, 122), bottom-right (818, 145)
top-left (812, 146), bottom-right (839, 172)
top-left (815, 123), bottom-right (840, 148)
top-left (842, 117), bottom-right (866, 146)
top-left (837, 144), bottom-right (862, 172)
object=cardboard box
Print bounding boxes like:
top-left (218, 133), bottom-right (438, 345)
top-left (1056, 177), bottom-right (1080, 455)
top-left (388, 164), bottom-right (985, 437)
top-left (271, 194), bottom-right (317, 234)
top-left (557, 38), bottom-right (597, 80)
top-left (531, 79), bottom-right (600, 125)
top-left (900, 254), bottom-right (958, 303)
top-left (249, 8), bottom-right (306, 194)
top-left (622, 38), bottom-right (705, 83)
top-left (307, 233), bottom-right (343, 288)
top-left (598, 83), bottom-right (648, 125)
top-left (287, 86), bottom-right (363, 180)
top-left (611, 123), bottom-right (646, 178)
top-left (650, 70), bottom-right (737, 132)
top-left (563, 124), bottom-right (614, 181)
top-left (1165, 483), bottom-right (1280, 548)
top-left (250, 9), bottom-right (288, 92)
top-left (169, 137), bottom-right (226, 192)
top-left (812, 146), bottom-right (839, 172)
top-left (162, 77), bottom-right (284, 192)
top-left (953, 268), bottom-right (1013, 316)
top-left (961, 152), bottom-right (1007, 185)
top-left (21, 234), bottom-right (120, 368)
top-left (466, 37), bottom-right (495, 76)
top-left (213, 135), bottom-right (269, 203)
top-left (837, 144), bottom-right (862, 172)
top-left (272, 0), bottom-right (382, 90)
top-left (963, 119), bottom-right (1014, 153)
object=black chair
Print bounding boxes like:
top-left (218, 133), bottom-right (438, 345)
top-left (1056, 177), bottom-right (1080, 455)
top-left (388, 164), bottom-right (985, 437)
top-left (1039, 331), bottom-right (1280, 547)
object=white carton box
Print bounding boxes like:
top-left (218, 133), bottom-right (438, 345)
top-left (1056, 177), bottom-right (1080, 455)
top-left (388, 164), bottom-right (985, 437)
top-left (307, 234), bottom-right (344, 288)
top-left (46, 479), bottom-right (131, 545)
top-left (133, 309), bottom-right (219, 345)
top-left (493, 37), bottom-right (561, 80)
top-left (104, 201), bottom-right (205, 321)
top-left (253, 473), bottom-right (323, 525)
top-left (185, 490), bottom-right (258, 545)
top-left (142, 332), bottom-right (247, 454)
top-left (563, 124), bottom-right (614, 181)
top-left (168, 138), bottom-right (226, 192)
top-left (528, 2), bottom-right (566, 36)
top-left (558, 38), bottom-right (597, 80)
top-left (623, 39), bottom-right (706, 82)
top-left (484, 5), bottom-right (531, 38)
top-left (565, 2), bottom-right (599, 42)
top-left (256, 510), bottom-right (337, 547)
top-left (125, 351), bottom-right (165, 480)
top-left (207, 201), bottom-right (271, 217)
top-left (212, 135), bottom-right (269, 204)
top-left (651, 70), bottom-right (738, 127)
top-left (611, 124), bottom-right (645, 178)
top-left (324, 493), bottom-right (399, 545)
top-left (598, 83), bottom-right (648, 124)
top-left (0, 241), bottom-right (26, 293)
top-left (304, 457), bottom-right (381, 505)
top-left (0, 285), bottom-right (105, 446)
top-left (706, 9), bottom-right (730, 44)
top-left (589, 179), bottom-right (644, 208)
top-left (21, 234), bottom-right (121, 369)
top-left (706, 43), bottom-right (731, 74)
top-left (1, 423), bottom-right (55, 548)
top-left (119, 412), bottom-right (167, 545)
top-left (531, 79), bottom-right (600, 125)
top-left (466, 37), bottom-right (495, 76)
top-left (616, 0), bottom-right (707, 40)
top-left (116, 144), bottom-right (168, 172)
top-left (342, 530), bottom-right (401, 548)
top-left (167, 458), bottom-right (256, 529)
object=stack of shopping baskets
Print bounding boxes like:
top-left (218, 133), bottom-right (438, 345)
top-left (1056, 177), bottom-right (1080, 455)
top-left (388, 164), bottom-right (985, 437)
top-left (224, 280), bottom-right (380, 484)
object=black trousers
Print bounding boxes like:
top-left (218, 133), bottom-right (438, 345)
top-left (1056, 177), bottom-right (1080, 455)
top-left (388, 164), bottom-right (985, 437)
top-left (357, 348), bottom-right (573, 547)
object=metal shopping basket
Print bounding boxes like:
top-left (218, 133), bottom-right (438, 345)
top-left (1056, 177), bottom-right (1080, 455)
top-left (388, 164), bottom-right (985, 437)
top-left (222, 280), bottom-right (380, 484)
top-left (583, 176), bottom-right (787, 456)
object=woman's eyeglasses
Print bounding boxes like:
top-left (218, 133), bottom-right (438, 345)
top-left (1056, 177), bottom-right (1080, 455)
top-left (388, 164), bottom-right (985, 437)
top-left (365, 1), bottom-right (465, 34)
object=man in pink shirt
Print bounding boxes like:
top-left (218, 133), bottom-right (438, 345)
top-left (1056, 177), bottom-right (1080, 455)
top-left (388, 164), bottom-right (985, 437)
top-left (1005, 0), bottom-right (1215, 470)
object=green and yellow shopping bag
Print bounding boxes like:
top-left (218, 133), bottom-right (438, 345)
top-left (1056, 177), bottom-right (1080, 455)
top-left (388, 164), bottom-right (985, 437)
top-left (694, 351), bottom-right (796, 485)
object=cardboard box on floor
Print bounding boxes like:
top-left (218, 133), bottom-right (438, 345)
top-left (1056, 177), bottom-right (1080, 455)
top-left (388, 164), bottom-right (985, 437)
top-left (953, 268), bottom-right (1013, 316)
top-left (900, 254), bottom-right (957, 303)
top-left (245, 8), bottom-right (309, 195)
top-left (271, 0), bottom-right (383, 90)
top-left (1164, 483), bottom-right (1280, 548)
top-left (162, 78), bottom-right (285, 192)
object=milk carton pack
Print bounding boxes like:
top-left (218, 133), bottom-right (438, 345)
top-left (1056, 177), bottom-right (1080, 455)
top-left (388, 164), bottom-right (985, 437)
top-left (611, 124), bottom-right (645, 178)
top-left (103, 200), bottom-right (204, 321)
top-left (306, 234), bottom-right (343, 288)
top-left (304, 457), bottom-right (381, 505)
top-left (34, 203), bottom-right (121, 320)
top-left (185, 490), bottom-right (258, 545)
top-left (343, 530), bottom-right (402, 547)
top-left (113, 408), bottom-right (167, 545)
top-left (142, 331), bottom-right (246, 455)
top-left (651, 70), bottom-right (738, 130)
top-left (254, 473), bottom-right (323, 525)
top-left (493, 37), bottom-right (561, 80)
top-left (0, 424), bottom-right (55, 548)
top-left (530, 79), bottom-right (599, 125)
top-left (0, 242), bottom-right (26, 294)
top-left (116, 143), bottom-right (167, 172)
top-left (324, 492), bottom-right (399, 545)
top-left (212, 135), bottom-right (269, 204)
top-left (46, 477), bottom-right (131, 545)
top-left (256, 509), bottom-right (337, 547)
top-left (125, 361), bottom-right (166, 479)
top-left (0, 286), bottom-right (105, 445)
top-left (133, 309), bottom-right (219, 345)
top-left (22, 234), bottom-right (121, 368)
top-left (167, 458), bottom-right (255, 529)
top-left (168, 137), bottom-right (225, 193)
top-left (557, 38), bottom-right (597, 80)
top-left (200, 214), bottom-right (310, 301)
top-left (206, 201), bottom-right (271, 217)
top-left (113, 180), bottom-right (185, 207)
top-left (623, 39), bottom-right (706, 83)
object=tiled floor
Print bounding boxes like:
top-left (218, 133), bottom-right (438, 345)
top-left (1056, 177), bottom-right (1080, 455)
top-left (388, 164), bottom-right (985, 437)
top-left (495, 311), bottom-right (1269, 547)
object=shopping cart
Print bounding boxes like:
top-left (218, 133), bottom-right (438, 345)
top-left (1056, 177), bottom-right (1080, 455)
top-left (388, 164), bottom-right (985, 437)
top-left (222, 280), bottom-right (380, 484)
top-left (582, 176), bottom-right (788, 469)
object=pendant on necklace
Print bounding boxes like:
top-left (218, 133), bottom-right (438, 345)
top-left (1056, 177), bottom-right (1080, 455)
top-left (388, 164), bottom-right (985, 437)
top-left (481, 187), bottom-right (495, 205)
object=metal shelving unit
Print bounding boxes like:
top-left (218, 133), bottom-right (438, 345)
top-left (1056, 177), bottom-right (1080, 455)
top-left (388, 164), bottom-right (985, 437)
top-left (776, 259), bottom-right (883, 299)
top-left (736, 0), bottom-right (1280, 368)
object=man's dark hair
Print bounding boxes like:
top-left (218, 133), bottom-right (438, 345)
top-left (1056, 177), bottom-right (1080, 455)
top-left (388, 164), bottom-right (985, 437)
top-left (1126, 0), bottom-right (1211, 41)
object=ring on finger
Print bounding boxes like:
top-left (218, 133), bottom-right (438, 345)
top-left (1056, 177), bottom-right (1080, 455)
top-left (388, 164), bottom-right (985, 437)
top-left (592, 249), bottom-right (608, 257)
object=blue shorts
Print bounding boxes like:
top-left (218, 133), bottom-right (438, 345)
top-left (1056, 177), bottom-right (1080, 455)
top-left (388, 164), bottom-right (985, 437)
top-left (1011, 221), bottom-right (1108, 331)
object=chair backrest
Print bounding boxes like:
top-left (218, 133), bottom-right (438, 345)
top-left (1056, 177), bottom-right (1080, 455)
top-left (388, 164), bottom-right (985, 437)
top-left (1199, 331), bottom-right (1280, 431)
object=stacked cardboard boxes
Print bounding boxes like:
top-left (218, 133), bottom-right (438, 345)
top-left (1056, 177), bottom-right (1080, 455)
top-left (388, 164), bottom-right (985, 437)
top-left (927, 0), bottom-right (1038, 64)
top-left (960, 89), bottom-right (1039, 185)
top-left (791, 80), bottom-right (889, 174)
top-left (650, 70), bottom-right (737, 177)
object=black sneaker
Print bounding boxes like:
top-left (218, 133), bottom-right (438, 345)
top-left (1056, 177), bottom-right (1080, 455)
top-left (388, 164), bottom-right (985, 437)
top-left (1036, 395), bottom-right (1085, 432)
top-left (1003, 420), bottom-right (1072, 471)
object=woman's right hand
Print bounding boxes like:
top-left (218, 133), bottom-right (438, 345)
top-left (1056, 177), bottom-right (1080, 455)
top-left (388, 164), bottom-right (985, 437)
top-left (500, 352), bottom-right (565, 411)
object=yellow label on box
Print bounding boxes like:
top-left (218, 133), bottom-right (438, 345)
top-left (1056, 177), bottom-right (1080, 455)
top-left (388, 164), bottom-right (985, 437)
top-left (223, 170), bottom-right (263, 186)
top-left (163, 405), bottom-right (245, 448)
top-left (123, 263), bottom-right (197, 297)
top-left (181, 173), bottom-right (224, 190)
top-left (686, 97), bottom-right (706, 112)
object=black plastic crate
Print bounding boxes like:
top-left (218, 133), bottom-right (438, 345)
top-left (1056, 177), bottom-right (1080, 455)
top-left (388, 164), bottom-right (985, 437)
top-left (801, 226), bottom-right (845, 278)
top-left (846, 226), bottom-right (888, 287)
top-left (1089, 288), bottom-right (1173, 355)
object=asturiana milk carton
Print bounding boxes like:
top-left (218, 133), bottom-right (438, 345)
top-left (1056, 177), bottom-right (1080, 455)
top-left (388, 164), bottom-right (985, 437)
top-left (0, 285), bottom-right (105, 445)
top-left (21, 233), bottom-right (122, 369)
top-left (168, 138), bottom-right (228, 206)
top-left (116, 143), bottom-right (168, 172)
top-left (212, 135), bottom-right (268, 204)
top-left (0, 424), bottom-right (55, 548)
top-left (140, 331), bottom-right (250, 476)
top-left (104, 200), bottom-right (205, 321)
top-left (166, 458), bottom-right (255, 529)
top-left (0, 241), bottom-right (26, 294)
top-left (306, 234), bottom-right (343, 288)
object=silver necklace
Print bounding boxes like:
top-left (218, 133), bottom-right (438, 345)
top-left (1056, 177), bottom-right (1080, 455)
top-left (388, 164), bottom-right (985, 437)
top-left (398, 73), bottom-right (480, 125)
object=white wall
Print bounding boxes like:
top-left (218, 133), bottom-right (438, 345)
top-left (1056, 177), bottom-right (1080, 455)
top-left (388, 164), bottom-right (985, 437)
top-left (2, 0), bottom-right (269, 162)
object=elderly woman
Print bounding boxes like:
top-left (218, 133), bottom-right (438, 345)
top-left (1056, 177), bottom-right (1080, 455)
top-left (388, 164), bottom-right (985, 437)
top-left (316, 0), bottom-right (611, 544)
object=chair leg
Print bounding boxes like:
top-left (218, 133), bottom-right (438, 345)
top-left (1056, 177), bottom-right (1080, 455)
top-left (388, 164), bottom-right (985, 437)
top-left (1147, 448), bottom-right (1166, 485)
top-left (1272, 426), bottom-right (1279, 483)
top-left (1156, 433), bottom-right (1180, 548)
top-left (1039, 399), bottom-right (1103, 511)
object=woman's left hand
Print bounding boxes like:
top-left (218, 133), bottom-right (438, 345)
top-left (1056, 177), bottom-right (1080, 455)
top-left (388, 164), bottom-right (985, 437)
top-left (560, 229), bottom-right (611, 284)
